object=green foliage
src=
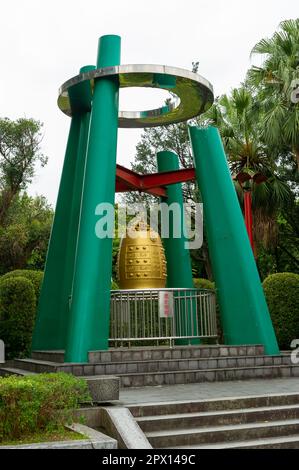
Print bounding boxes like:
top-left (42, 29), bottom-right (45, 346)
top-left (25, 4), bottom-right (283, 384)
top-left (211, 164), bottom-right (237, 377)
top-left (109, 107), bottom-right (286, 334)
top-left (0, 194), bottom-right (53, 274)
top-left (247, 19), bottom-right (299, 167)
top-left (263, 272), bottom-right (299, 349)
top-left (0, 276), bottom-right (36, 358)
top-left (1, 269), bottom-right (43, 303)
top-left (0, 118), bottom-right (47, 226)
top-left (0, 373), bottom-right (91, 442)
top-left (193, 278), bottom-right (215, 290)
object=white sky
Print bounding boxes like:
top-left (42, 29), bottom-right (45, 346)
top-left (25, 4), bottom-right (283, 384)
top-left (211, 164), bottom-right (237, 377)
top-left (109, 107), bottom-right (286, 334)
top-left (0, 0), bottom-right (297, 206)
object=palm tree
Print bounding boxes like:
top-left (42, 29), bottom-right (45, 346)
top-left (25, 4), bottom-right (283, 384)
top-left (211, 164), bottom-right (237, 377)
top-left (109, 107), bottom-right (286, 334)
top-left (200, 86), bottom-right (292, 252)
top-left (247, 19), bottom-right (299, 169)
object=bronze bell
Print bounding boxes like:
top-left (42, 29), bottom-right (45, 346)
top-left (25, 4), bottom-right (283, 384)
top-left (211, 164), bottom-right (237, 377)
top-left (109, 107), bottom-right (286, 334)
top-left (117, 223), bottom-right (167, 289)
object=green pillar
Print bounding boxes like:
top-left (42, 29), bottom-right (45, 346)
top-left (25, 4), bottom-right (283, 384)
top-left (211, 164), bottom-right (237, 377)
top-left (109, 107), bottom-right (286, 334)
top-left (157, 151), bottom-right (198, 344)
top-left (32, 114), bottom-right (81, 351)
top-left (188, 126), bottom-right (279, 354)
top-left (62, 65), bottom-right (95, 338)
top-left (32, 66), bottom-right (94, 352)
top-left (65, 35), bottom-right (121, 362)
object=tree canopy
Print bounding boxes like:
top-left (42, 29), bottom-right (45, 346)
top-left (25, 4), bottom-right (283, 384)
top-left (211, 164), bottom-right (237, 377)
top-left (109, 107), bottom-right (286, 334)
top-left (0, 117), bottom-right (47, 226)
top-left (0, 118), bottom-right (52, 274)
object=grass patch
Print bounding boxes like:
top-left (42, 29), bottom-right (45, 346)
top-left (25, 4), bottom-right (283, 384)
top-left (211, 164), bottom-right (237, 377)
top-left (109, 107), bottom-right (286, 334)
top-left (0, 428), bottom-right (86, 446)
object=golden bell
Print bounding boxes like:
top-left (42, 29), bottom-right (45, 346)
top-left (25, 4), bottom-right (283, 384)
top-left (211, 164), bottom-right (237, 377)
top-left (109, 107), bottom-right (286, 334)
top-left (117, 224), bottom-right (167, 289)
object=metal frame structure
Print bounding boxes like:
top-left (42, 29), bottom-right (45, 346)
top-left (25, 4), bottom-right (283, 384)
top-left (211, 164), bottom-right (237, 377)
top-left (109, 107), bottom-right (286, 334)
top-left (58, 64), bottom-right (213, 127)
top-left (32, 35), bottom-right (279, 363)
top-left (110, 288), bottom-right (217, 347)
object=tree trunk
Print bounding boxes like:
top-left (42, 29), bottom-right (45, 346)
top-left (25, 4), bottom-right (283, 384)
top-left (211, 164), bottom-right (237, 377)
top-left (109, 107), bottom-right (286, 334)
top-left (202, 241), bottom-right (213, 281)
top-left (0, 189), bottom-right (16, 226)
top-left (293, 147), bottom-right (299, 171)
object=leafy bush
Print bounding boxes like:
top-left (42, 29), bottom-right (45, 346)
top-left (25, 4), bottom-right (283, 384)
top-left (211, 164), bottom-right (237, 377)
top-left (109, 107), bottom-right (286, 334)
top-left (193, 278), bottom-right (223, 343)
top-left (0, 276), bottom-right (36, 358)
top-left (1, 269), bottom-right (43, 303)
top-left (0, 373), bottom-right (91, 441)
top-left (263, 272), bottom-right (299, 349)
top-left (193, 278), bottom-right (215, 290)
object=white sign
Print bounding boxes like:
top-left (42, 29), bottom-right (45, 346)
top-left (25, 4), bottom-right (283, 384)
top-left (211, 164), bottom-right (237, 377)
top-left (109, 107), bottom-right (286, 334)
top-left (291, 79), bottom-right (299, 104)
top-left (291, 339), bottom-right (299, 364)
top-left (158, 291), bottom-right (174, 318)
top-left (0, 340), bottom-right (4, 363)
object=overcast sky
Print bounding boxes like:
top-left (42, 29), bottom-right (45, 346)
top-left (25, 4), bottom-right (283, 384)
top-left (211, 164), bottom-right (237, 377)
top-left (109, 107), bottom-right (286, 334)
top-left (0, 0), bottom-right (297, 206)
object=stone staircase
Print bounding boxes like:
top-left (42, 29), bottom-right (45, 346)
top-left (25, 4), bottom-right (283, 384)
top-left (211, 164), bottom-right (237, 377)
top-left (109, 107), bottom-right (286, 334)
top-left (128, 394), bottom-right (299, 448)
top-left (0, 345), bottom-right (298, 387)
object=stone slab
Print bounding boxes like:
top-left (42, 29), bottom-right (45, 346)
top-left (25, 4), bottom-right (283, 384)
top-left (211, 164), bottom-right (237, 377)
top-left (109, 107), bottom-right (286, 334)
top-left (84, 375), bottom-right (120, 402)
top-left (99, 407), bottom-right (152, 449)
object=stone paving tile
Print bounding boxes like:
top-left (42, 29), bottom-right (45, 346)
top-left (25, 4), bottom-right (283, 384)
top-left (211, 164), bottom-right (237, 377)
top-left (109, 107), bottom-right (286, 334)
top-left (119, 378), bottom-right (299, 405)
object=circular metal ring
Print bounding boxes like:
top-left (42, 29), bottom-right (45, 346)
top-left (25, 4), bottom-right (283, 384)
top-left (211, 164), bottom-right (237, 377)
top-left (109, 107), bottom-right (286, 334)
top-left (58, 64), bottom-right (214, 128)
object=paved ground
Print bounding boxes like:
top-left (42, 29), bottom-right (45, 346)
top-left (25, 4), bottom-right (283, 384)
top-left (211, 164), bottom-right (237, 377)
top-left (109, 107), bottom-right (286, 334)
top-left (119, 378), bottom-right (299, 405)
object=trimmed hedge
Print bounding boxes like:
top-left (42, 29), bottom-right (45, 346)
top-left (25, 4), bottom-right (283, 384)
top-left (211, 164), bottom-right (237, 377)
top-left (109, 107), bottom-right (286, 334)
top-left (263, 272), bottom-right (299, 350)
top-left (0, 270), bottom-right (43, 359)
top-left (1, 269), bottom-right (43, 303)
top-left (0, 373), bottom-right (91, 441)
top-left (193, 278), bottom-right (215, 290)
top-left (0, 277), bottom-right (36, 359)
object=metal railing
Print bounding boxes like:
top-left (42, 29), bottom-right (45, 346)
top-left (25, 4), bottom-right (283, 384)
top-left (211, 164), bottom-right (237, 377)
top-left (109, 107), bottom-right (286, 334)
top-left (109, 288), bottom-right (217, 346)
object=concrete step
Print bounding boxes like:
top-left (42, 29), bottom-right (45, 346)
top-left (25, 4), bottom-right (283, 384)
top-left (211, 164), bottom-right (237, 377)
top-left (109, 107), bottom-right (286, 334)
top-left (32, 345), bottom-right (270, 364)
top-left (0, 367), bottom-right (36, 377)
top-left (68, 354), bottom-right (291, 375)
top-left (87, 345), bottom-right (265, 363)
top-left (13, 358), bottom-right (59, 373)
top-left (9, 357), bottom-right (299, 387)
top-left (136, 404), bottom-right (299, 432)
top-left (170, 434), bottom-right (299, 449)
top-left (146, 419), bottom-right (299, 447)
top-left (14, 354), bottom-right (292, 376)
top-left (117, 364), bottom-right (299, 387)
top-left (129, 393), bottom-right (299, 417)
top-left (31, 350), bottom-right (65, 363)
top-left (32, 345), bottom-right (266, 363)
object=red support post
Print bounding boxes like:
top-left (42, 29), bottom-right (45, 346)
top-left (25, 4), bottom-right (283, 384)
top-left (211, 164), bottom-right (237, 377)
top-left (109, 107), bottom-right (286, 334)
top-left (244, 190), bottom-right (254, 252)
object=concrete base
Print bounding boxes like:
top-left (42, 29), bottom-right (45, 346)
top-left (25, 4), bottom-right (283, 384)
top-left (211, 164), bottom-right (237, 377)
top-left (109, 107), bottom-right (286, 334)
top-left (84, 375), bottom-right (120, 403)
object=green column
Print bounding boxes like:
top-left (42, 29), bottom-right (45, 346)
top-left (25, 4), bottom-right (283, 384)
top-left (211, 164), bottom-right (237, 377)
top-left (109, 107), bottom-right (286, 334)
top-left (32, 66), bottom-right (94, 352)
top-left (32, 114), bottom-right (81, 351)
top-left (157, 151), bottom-right (198, 344)
top-left (65, 35), bottom-right (121, 362)
top-left (188, 126), bottom-right (279, 355)
top-left (62, 65), bottom-right (95, 341)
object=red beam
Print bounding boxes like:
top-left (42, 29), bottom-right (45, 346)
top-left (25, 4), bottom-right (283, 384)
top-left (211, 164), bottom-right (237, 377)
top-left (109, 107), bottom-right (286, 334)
top-left (140, 168), bottom-right (196, 189)
top-left (116, 164), bottom-right (141, 190)
top-left (115, 180), bottom-right (166, 197)
top-left (115, 164), bottom-right (196, 197)
top-left (115, 166), bottom-right (166, 196)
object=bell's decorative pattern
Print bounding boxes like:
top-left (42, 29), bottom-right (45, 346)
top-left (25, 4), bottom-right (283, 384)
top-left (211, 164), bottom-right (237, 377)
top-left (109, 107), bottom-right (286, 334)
top-left (117, 224), bottom-right (167, 289)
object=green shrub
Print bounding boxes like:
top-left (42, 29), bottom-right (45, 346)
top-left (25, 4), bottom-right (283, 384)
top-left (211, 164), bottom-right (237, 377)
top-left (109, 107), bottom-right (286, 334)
top-left (0, 277), bottom-right (36, 358)
top-left (263, 272), bottom-right (299, 350)
top-left (193, 278), bottom-right (215, 290)
top-left (1, 269), bottom-right (43, 302)
top-left (0, 373), bottom-right (91, 441)
top-left (193, 278), bottom-right (223, 343)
